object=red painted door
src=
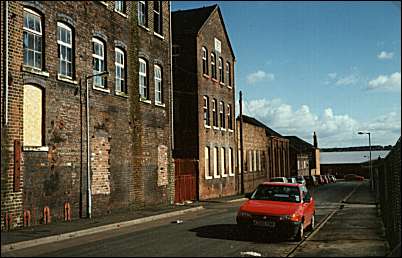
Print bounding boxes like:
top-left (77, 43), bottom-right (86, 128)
top-left (174, 160), bottom-right (197, 203)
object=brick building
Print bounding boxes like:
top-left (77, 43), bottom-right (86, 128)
top-left (171, 5), bottom-right (237, 200)
top-left (237, 115), bottom-right (290, 193)
top-left (1, 1), bottom-right (173, 230)
top-left (284, 136), bottom-right (313, 177)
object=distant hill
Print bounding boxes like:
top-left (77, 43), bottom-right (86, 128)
top-left (321, 145), bottom-right (393, 152)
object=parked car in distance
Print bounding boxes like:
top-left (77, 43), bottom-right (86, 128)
top-left (329, 175), bottom-right (336, 183)
top-left (287, 177), bottom-right (297, 184)
top-left (270, 177), bottom-right (288, 183)
top-left (305, 175), bottom-right (318, 187)
top-left (323, 175), bottom-right (330, 184)
top-left (317, 175), bottom-right (325, 184)
top-left (344, 174), bottom-right (364, 181)
top-left (295, 176), bottom-right (306, 186)
top-left (237, 182), bottom-right (316, 241)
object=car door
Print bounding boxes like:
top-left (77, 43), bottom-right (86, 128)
top-left (301, 186), bottom-right (313, 226)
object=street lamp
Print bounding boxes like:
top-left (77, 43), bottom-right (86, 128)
top-left (358, 131), bottom-right (372, 190)
top-left (85, 71), bottom-right (109, 219)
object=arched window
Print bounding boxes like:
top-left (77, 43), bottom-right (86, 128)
top-left (205, 147), bottom-right (212, 179)
top-left (218, 57), bottom-right (224, 83)
top-left (212, 98), bottom-right (218, 127)
top-left (219, 101), bottom-right (225, 129)
top-left (138, 1), bottom-right (148, 27)
top-left (213, 147), bottom-right (220, 178)
top-left (92, 38), bottom-right (106, 88)
top-left (226, 62), bottom-right (231, 87)
top-left (202, 47), bottom-right (208, 75)
top-left (115, 47), bottom-right (126, 93)
top-left (211, 53), bottom-right (216, 79)
top-left (221, 147), bottom-right (227, 177)
top-left (203, 96), bottom-right (210, 126)
top-left (23, 8), bottom-right (43, 69)
top-left (154, 65), bottom-right (163, 104)
top-left (139, 58), bottom-right (148, 99)
top-left (23, 85), bottom-right (44, 147)
top-left (227, 104), bottom-right (233, 130)
top-left (57, 22), bottom-right (74, 79)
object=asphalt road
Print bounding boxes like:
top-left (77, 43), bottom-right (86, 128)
top-left (4, 181), bottom-right (360, 257)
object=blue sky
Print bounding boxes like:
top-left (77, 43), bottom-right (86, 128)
top-left (172, 1), bottom-right (401, 148)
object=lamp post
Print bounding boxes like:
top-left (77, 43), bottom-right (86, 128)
top-left (85, 71), bottom-right (109, 219)
top-left (358, 131), bottom-right (372, 190)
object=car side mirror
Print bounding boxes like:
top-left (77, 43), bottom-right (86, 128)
top-left (245, 193), bottom-right (252, 199)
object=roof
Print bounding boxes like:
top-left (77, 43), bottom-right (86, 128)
top-left (237, 115), bottom-right (283, 137)
top-left (284, 136), bottom-right (314, 152)
top-left (172, 4), bottom-right (236, 59)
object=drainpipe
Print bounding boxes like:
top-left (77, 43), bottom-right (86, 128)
top-left (169, 1), bottom-right (174, 151)
top-left (4, 1), bottom-right (9, 125)
top-left (86, 78), bottom-right (92, 219)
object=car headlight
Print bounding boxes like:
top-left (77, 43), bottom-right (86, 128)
top-left (238, 211), bottom-right (252, 218)
top-left (280, 213), bottom-right (302, 222)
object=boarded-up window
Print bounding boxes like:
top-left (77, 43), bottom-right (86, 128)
top-left (23, 85), bottom-right (43, 146)
top-left (158, 145), bottom-right (168, 186)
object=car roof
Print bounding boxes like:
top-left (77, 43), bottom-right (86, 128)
top-left (262, 181), bottom-right (303, 187)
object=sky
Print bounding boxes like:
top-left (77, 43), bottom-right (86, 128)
top-left (171, 1), bottom-right (401, 148)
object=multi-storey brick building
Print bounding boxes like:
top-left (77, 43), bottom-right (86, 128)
top-left (1, 1), bottom-right (173, 230)
top-left (284, 136), bottom-right (313, 177)
top-left (237, 115), bottom-right (290, 193)
top-left (171, 5), bottom-right (236, 200)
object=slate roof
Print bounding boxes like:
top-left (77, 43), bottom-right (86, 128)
top-left (284, 136), bottom-right (314, 152)
top-left (237, 115), bottom-right (283, 138)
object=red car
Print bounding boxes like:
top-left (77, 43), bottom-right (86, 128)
top-left (236, 182), bottom-right (316, 241)
top-left (344, 174), bottom-right (364, 181)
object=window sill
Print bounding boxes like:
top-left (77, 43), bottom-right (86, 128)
top-left (100, 1), bottom-right (108, 7)
top-left (57, 75), bottom-right (78, 85)
top-left (203, 74), bottom-right (210, 79)
top-left (227, 85), bottom-right (233, 89)
top-left (213, 126), bottom-right (220, 130)
top-left (205, 176), bottom-right (213, 180)
top-left (204, 125), bottom-right (211, 129)
top-left (228, 129), bottom-right (234, 133)
top-left (155, 102), bottom-right (165, 108)
top-left (23, 146), bottom-right (49, 152)
top-left (115, 91), bottom-right (128, 98)
top-left (213, 174), bottom-right (221, 179)
top-left (138, 24), bottom-right (150, 31)
top-left (22, 66), bottom-right (50, 77)
top-left (154, 32), bottom-right (164, 40)
top-left (93, 86), bottom-right (110, 93)
top-left (221, 128), bottom-right (227, 132)
top-left (140, 98), bottom-right (152, 104)
top-left (221, 174), bottom-right (228, 178)
top-left (114, 10), bottom-right (127, 18)
top-left (211, 78), bottom-right (219, 83)
top-left (219, 82), bottom-right (225, 86)
top-left (229, 173), bottom-right (235, 177)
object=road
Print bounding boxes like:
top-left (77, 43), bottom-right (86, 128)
top-left (4, 181), bottom-right (360, 257)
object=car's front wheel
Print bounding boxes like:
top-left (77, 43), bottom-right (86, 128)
top-left (308, 214), bottom-right (315, 231)
top-left (294, 222), bottom-right (304, 241)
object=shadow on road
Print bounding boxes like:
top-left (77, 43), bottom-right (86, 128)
top-left (189, 224), bottom-right (288, 243)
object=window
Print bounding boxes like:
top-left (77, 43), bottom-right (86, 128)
top-left (249, 150), bottom-right (253, 172)
top-left (23, 85), bottom-right (43, 146)
top-left (23, 8), bottom-right (42, 69)
top-left (153, 1), bottom-right (162, 35)
top-left (258, 151), bottom-right (261, 171)
top-left (115, 1), bottom-right (126, 13)
top-left (202, 47), bottom-right (208, 75)
top-left (139, 58), bottom-right (148, 99)
top-left (203, 96), bottom-right (210, 126)
top-left (138, 1), bottom-right (148, 27)
top-left (212, 99), bottom-right (218, 127)
top-left (213, 147), bottom-right (219, 178)
top-left (227, 104), bottom-right (233, 130)
top-left (226, 62), bottom-right (232, 87)
top-left (211, 53), bottom-right (216, 79)
top-left (238, 150), bottom-right (242, 173)
top-left (115, 48), bottom-right (126, 93)
top-left (219, 101), bottom-right (225, 129)
top-left (229, 148), bottom-right (234, 176)
top-left (57, 22), bottom-right (73, 79)
top-left (92, 38), bottom-right (106, 88)
top-left (205, 147), bottom-right (212, 179)
top-left (218, 57), bottom-right (224, 83)
top-left (221, 147), bottom-right (227, 177)
top-left (154, 65), bottom-right (163, 104)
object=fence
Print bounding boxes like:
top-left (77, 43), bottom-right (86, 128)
top-left (373, 137), bottom-right (400, 256)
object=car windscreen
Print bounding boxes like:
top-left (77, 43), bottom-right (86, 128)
top-left (270, 178), bottom-right (283, 182)
top-left (250, 185), bottom-right (301, 203)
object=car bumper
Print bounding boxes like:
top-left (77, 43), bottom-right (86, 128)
top-left (236, 216), bottom-right (301, 236)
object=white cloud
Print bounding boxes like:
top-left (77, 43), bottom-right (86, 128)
top-left (368, 72), bottom-right (401, 91)
top-left (335, 74), bottom-right (359, 86)
top-left (328, 73), bottom-right (337, 79)
top-left (246, 70), bottom-right (275, 85)
top-left (377, 51), bottom-right (394, 60)
top-left (239, 98), bottom-right (400, 147)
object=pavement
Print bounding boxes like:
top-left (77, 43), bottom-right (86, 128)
top-left (1, 194), bottom-right (246, 253)
top-left (290, 180), bottom-right (391, 257)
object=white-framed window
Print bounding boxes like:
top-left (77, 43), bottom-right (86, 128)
top-left (253, 150), bottom-right (257, 172)
top-left (115, 1), bottom-right (126, 13)
top-left (57, 22), bottom-right (73, 79)
top-left (92, 38), bottom-right (106, 88)
top-left (221, 147), bottom-right (227, 177)
top-left (205, 147), bottom-right (212, 179)
top-left (23, 8), bottom-right (42, 69)
top-left (154, 65), bottom-right (163, 104)
top-left (202, 47), bottom-right (208, 75)
top-left (212, 98), bottom-right (218, 127)
top-left (138, 1), bottom-right (148, 27)
top-left (238, 150), bottom-right (242, 173)
top-left (139, 58), bottom-right (148, 99)
top-left (213, 147), bottom-right (220, 178)
top-left (115, 48), bottom-right (126, 93)
top-left (258, 151), bottom-right (261, 171)
top-left (23, 84), bottom-right (43, 147)
top-left (226, 62), bottom-right (232, 87)
top-left (203, 96), bottom-right (210, 126)
top-left (211, 53), bottom-right (216, 79)
top-left (218, 57), bottom-right (224, 83)
top-left (229, 148), bottom-right (234, 176)
top-left (249, 150), bottom-right (253, 172)
top-left (219, 101), bottom-right (225, 129)
top-left (227, 104), bottom-right (233, 130)
top-left (153, 1), bottom-right (162, 35)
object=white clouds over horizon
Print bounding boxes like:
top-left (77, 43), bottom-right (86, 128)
top-left (246, 70), bottom-right (275, 85)
top-left (237, 98), bottom-right (401, 148)
top-left (368, 72), bottom-right (401, 91)
top-left (377, 51), bottom-right (394, 60)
